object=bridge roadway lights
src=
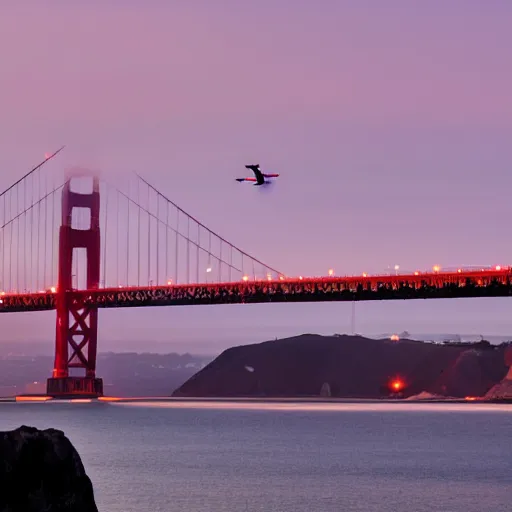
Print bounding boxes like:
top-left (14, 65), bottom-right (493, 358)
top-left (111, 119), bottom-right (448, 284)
top-left (46, 377), bottom-right (104, 398)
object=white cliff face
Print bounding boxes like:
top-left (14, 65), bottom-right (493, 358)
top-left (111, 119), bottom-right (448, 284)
top-left (485, 347), bottom-right (512, 400)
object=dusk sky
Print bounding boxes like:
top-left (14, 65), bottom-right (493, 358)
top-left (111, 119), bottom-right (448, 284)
top-left (1, 1), bottom-right (512, 353)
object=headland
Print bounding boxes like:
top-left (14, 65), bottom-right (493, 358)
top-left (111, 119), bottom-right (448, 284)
top-left (173, 334), bottom-right (512, 400)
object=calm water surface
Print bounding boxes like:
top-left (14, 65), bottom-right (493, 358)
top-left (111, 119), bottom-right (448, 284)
top-left (0, 401), bottom-right (511, 512)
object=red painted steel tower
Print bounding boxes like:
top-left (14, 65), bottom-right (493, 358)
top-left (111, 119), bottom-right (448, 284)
top-left (46, 173), bottom-right (103, 397)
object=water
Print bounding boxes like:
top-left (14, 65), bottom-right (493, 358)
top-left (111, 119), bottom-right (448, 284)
top-left (1, 400), bottom-right (511, 512)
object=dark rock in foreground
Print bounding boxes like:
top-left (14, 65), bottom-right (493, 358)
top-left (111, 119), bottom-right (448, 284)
top-left (172, 334), bottom-right (509, 398)
top-left (0, 425), bottom-right (98, 512)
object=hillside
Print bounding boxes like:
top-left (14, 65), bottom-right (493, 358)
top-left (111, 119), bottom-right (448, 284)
top-left (172, 334), bottom-right (509, 398)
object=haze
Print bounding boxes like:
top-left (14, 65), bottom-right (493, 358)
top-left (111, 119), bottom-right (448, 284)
top-left (1, 1), bottom-right (511, 354)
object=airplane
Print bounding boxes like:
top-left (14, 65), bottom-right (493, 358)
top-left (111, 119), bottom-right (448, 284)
top-left (235, 165), bottom-right (280, 186)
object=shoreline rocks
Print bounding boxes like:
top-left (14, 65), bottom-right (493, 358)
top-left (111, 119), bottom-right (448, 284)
top-left (0, 425), bottom-right (98, 512)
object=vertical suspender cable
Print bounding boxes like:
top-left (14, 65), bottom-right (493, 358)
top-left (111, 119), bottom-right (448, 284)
top-left (175, 210), bottom-right (179, 284)
top-left (30, 174), bottom-right (34, 291)
top-left (8, 192), bottom-right (12, 291)
top-left (36, 170), bottom-right (40, 290)
top-left (116, 190), bottom-right (120, 287)
top-left (50, 176), bottom-right (55, 288)
top-left (186, 217), bottom-right (190, 284)
top-left (16, 184), bottom-right (20, 291)
top-left (219, 241), bottom-right (222, 283)
top-left (229, 245), bottom-right (233, 282)
top-left (43, 173), bottom-right (48, 289)
top-left (137, 178), bottom-right (141, 287)
top-left (165, 201), bottom-right (169, 283)
top-left (23, 181), bottom-right (27, 291)
top-left (126, 183), bottom-right (130, 287)
top-left (196, 223), bottom-right (199, 283)
top-left (208, 232), bottom-right (211, 282)
top-left (156, 194), bottom-right (160, 285)
top-left (147, 183), bottom-right (151, 286)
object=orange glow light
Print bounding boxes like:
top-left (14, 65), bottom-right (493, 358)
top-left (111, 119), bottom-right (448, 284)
top-left (15, 395), bottom-right (52, 402)
top-left (242, 275), bottom-right (249, 282)
top-left (390, 378), bottom-right (404, 392)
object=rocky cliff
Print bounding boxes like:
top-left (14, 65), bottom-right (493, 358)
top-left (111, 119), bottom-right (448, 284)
top-left (485, 345), bottom-right (512, 400)
top-left (0, 425), bottom-right (98, 512)
top-left (172, 334), bottom-right (509, 398)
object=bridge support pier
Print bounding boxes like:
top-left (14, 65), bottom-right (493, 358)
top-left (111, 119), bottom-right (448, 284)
top-left (46, 173), bottom-right (103, 399)
top-left (47, 377), bottom-right (103, 398)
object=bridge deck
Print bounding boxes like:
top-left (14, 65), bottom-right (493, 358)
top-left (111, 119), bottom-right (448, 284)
top-left (1, 269), bottom-right (512, 313)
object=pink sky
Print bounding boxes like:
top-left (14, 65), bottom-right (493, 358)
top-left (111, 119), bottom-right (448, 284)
top-left (1, 1), bottom-right (512, 352)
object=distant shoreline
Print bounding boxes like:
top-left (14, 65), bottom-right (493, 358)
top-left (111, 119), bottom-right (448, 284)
top-left (2, 395), bottom-right (511, 405)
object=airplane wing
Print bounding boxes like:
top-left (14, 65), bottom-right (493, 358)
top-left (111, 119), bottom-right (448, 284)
top-left (245, 164), bottom-right (265, 185)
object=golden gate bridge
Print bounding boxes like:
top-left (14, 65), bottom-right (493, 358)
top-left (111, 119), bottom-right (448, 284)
top-left (1, 150), bottom-right (511, 398)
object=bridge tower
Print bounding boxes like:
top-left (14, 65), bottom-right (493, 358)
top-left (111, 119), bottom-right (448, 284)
top-left (46, 173), bottom-right (103, 398)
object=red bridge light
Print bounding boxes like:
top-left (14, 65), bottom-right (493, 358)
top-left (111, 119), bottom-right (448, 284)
top-left (389, 378), bottom-right (405, 392)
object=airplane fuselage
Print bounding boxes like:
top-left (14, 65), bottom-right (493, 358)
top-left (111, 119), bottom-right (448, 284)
top-left (236, 174), bottom-right (279, 185)
top-left (236, 165), bottom-right (280, 185)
